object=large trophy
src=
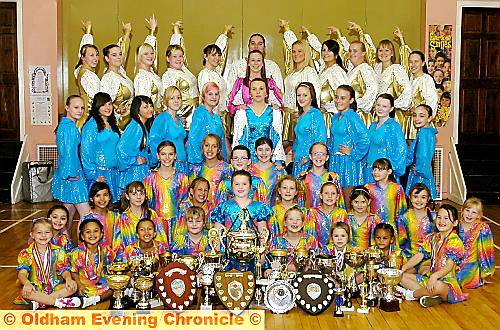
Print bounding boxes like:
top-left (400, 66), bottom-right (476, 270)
top-left (105, 262), bottom-right (131, 310)
top-left (129, 254), bottom-right (159, 309)
top-left (268, 249), bottom-right (289, 280)
top-left (199, 228), bottom-right (226, 310)
top-left (293, 248), bottom-right (310, 273)
top-left (377, 268), bottom-right (403, 312)
top-left (343, 251), bottom-right (365, 312)
top-left (364, 246), bottom-right (383, 307)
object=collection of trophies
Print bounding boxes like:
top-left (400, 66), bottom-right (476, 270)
top-left (104, 211), bottom-right (405, 315)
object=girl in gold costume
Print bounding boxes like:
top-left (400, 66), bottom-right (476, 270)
top-left (100, 23), bottom-right (134, 130)
top-left (133, 15), bottom-right (163, 115)
top-left (74, 21), bottom-right (100, 128)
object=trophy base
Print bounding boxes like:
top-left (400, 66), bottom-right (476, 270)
top-left (367, 297), bottom-right (379, 307)
top-left (341, 306), bottom-right (355, 312)
top-left (379, 298), bottom-right (400, 312)
top-left (136, 301), bottom-right (151, 310)
top-left (357, 306), bottom-right (370, 314)
top-left (333, 308), bottom-right (344, 317)
top-left (200, 303), bottom-right (213, 311)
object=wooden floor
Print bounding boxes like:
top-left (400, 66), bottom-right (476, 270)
top-left (1, 201), bottom-right (499, 329)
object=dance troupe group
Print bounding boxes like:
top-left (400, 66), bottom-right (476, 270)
top-left (15, 17), bottom-right (495, 312)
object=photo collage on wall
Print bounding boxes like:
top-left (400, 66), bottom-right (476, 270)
top-left (428, 24), bottom-right (452, 127)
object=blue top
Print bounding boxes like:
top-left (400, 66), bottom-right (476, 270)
top-left (234, 105), bottom-right (282, 162)
top-left (329, 109), bottom-right (369, 162)
top-left (81, 118), bottom-right (120, 181)
top-left (366, 118), bottom-right (407, 179)
top-left (116, 119), bottom-right (150, 171)
top-left (406, 126), bottom-right (437, 181)
top-left (292, 107), bottom-right (327, 175)
top-left (55, 117), bottom-right (83, 179)
top-left (149, 111), bottom-right (187, 164)
top-left (209, 199), bottom-right (272, 233)
top-left (186, 104), bottom-right (227, 164)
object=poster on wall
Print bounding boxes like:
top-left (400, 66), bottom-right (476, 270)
top-left (428, 25), bottom-right (452, 127)
top-left (29, 65), bottom-right (53, 125)
top-left (29, 66), bottom-right (51, 96)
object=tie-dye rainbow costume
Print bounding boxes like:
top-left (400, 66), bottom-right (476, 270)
top-left (215, 176), bottom-right (268, 205)
top-left (268, 203), bottom-right (304, 238)
top-left (248, 163), bottom-right (286, 205)
top-left (189, 161), bottom-right (232, 202)
top-left (144, 170), bottom-right (189, 239)
top-left (301, 170), bottom-right (345, 209)
top-left (112, 208), bottom-right (168, 258)
top-left (82, 211), bottom-right (117, 248)
top-left (306, 206), bottom-right (348, 248)
top-left (26, 230), bottom-right (73, 253)
top-left (170, 229), bottom-right (210, 256)
top-left (17, 242), bottom-right (69, 294)
top-left (347, 213), bottom-right (382, 251)
top-left (70, 243), bottom-right (114, 296)
top-left (173, 198), bottom-right (215, 243)
top-left (365, 182), bottom-right (407, 233)
top-left (456, 221), bottom-right (495, 289)
top-left (397, 208), bottom-right (436, 259)
top-left (122, 240), bottom-right (169, 263)
top-left (416, 232), bottom-right (469, 303)
top-left (269, 232), bottom-right (318, 251)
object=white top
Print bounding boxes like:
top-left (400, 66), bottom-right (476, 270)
top-left (74, 33), bottom-right (100, 97)
top-left (134, 69), bottom-right (163, 108)
top-left (101, 69), bottom-right (134, 102)
top-left (284, 66), bottom-right (321, 108)
top-left (374, 62), bottom-right (412, 110)
top-left (410, 73), bottom-right (438, 116)
top-left (347, 62), bottom-right (378, 113)
top-left (319, 64), bottom-right (349, 113)
top-left (161, 67), bottom-right (199, 99)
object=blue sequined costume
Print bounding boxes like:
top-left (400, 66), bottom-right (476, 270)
top-left (405, 126), bottom-right (438, 199)
top-left (292, 107), bottom-right (327, 176)
top-left (149, 111), bottom-right (187, 164)
top-left (81, 118), bottom-right (120, 202)
top-left (232, 105), bottom-right (285, 163)
top-left (51, 117), bottom-right (88, 203)
top-left (186, 104), bottom-right (227, 165)
top-left (116, 119), bottom-right (150, 192)
top-left (328, 109), bottom-right (369, 187)
top-left (363, 118), bottom-right (407, 183)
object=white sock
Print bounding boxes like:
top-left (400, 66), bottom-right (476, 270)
top-left (54, 297), bottom-right (82, 308)
top-left (405, 290), bottom-right (416, 301)
top-left (82, 296), bottom-right (101, 308)
top-left (31, 301), bottom-right (39, 310)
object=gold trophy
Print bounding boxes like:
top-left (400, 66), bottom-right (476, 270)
top-left (105, 262), bottom-right (131, 310)
top-left (135, 276), bottom-right (154, 309)
top-left (269, 249), bottom-right (289, 280)
top-left (160, 251), bottom-right (172, 268)
top-left (357, 282), bottom-right (370, 314)
top-left (226, 211), bottom-right (258, 268)
top-left (253, 227), bottom-right (269, 280)
top-left (315, 254), bottom-right (336, 276)
top-left (293, 248), bottom-right (309, 273)
top-left (200, 228), bottom-right (226, 310)
top-left (377, 268), bottom-right (403, 312)
top-left (363, 247), bottom-right (383, 307)
top-left (175, 254), bottom-right (202, 272)
top-left (343, 251), bottom-right (365, 312)
top-left (386, 253), bottom-right (404, 269)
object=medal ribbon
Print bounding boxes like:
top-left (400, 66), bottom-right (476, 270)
top-left (430, 232), bottom-right (450, 272)
top-left (84, 245), bottom-right (102, 281)
top-left (33, 244), bottom-right (52, 293)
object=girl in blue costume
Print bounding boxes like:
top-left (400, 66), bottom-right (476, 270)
top-left (232, 78), bottom-right (286, 163)
top-left (329, 85), bottom-right (369, 204)
top-left (211, 170), bottom-right (272, 272)
top-left (149, 86), bottom-right (188, 173)
top-left (292, 82), bottom-right (327, 176)
top-left (51, 95), bottom-right (91, 225)
top-left (186, 82), bottom-right (228, 165)
top-left (116, 95), bottom-right (153, 194)
top-left (363, 93), bottom-right (407, 183)
top-left (406, 104), bottom-right (438, 199)
top-left (81, 92), bottom-right (121, 202)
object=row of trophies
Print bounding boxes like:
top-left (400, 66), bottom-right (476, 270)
top-left (105, 211), bottom-right (404, 315)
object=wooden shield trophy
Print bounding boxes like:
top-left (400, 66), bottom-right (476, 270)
top-left (156, 261), bottom-right (197, 310)
top-left (214, 269), bottom-right (255, 314)
top-left (292, 270), bottom-right (335, 315)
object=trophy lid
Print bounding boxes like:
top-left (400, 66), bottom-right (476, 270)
top-left (108, 262), bottom-right (128, 272)
top-left (227, 230), bottom-right (257, 239)
top-left (270, 249), bottom-right (288, 257)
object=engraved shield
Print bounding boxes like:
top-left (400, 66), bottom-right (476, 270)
top-left (264, 280), bottom-right (296, 314)
top-left (214, 269), bottom-right (255, 314)
top-left (292, 270), bottom-right (335, 315)
top-left (156, 261), bottom-right (197, 310)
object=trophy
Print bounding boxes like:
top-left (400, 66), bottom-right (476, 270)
top-left (293, 248), bottom-right (309, 273)
top-left (226, 211), bottom-right (258, 269)
top-left (357, 282), bottom-right (370, 314)
top-left (268, 249), bottom-right (289, 280)
top-left (386, 253), bottom-right (404, 269)
top-left (343, 251), bottom-right (365, 311)
top-left (253, 227), bottom-right (269, 280)
top-left (200, 228), bottom-right (226, 310)
top-left (377, 268), bottom-right (403, 312)
top-left (333, 287), bottom-right (344, 317)
top-left (176, 254), bottom-right (203, 272)
top-left (364, 247), bottom-right (383, 307)
top-left (105, 262), bottom-right (131, 310)
top-left (135, 276), bottom-right (154, 309)
top-left (315, 254), bottom-right (336, 276)
top-left (160, 251), bottom-right (172, 268)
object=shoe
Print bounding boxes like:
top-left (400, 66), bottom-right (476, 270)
top-left (419, 295), bottom-right (442, 308)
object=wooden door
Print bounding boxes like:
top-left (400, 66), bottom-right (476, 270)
top-left (0, 2), bottom-right (19, 140)
top-left (459, 7), bottom-right (500, 142)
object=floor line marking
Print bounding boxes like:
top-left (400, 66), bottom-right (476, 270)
top-left (0, 210), bottom-right (44, 234)
top-left (0, 265), bottom-right (17, 268)
top-left (495, 244), bottom-right (500, 251)
top-left (483, 215), bottom-right (500, 227)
